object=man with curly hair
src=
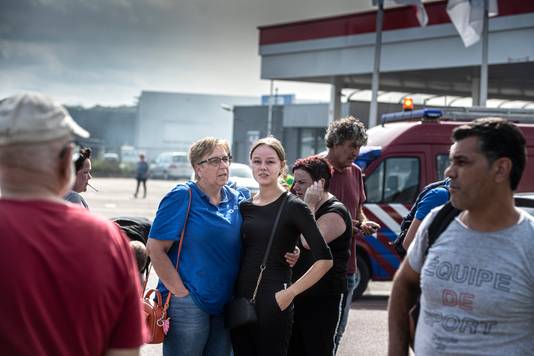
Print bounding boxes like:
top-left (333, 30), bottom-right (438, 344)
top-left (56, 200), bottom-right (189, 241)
top-left (324, 116), bottom-right (380, 351)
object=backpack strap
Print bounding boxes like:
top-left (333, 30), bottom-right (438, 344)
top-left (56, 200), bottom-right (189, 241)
top-left (394, 179), bottom-right (451, 257)
top-left (425, 202), bottom-right (461, 256)
top-left (401, 179), bottom-right (450, 230)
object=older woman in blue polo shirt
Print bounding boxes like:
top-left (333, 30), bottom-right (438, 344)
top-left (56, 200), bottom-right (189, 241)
top-left (147, 137), bottom-right (244, 356)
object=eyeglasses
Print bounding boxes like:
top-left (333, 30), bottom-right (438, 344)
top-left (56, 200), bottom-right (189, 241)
top-left (197, 155), bottom-right (232, 167)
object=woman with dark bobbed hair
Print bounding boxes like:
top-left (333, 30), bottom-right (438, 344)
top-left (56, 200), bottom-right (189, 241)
top-left (64, 147), bottom-right (92, 209)
top-left (288, 155), bottom-right (352, 356)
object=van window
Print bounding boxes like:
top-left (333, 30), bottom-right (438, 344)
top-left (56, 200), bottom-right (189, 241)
top-left (436, 154), bottom-right (449, 180)
top-left (365, 157), bottom-right (420, 204)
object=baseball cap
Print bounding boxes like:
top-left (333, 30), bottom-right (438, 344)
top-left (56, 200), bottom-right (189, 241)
top-left (0, 92), bottom-right (90, 146)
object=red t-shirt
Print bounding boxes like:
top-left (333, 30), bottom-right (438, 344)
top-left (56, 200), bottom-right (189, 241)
top-left (328, 163), bottom-right (366, 274)
top-left (0, 199), bottom-right (145, 355)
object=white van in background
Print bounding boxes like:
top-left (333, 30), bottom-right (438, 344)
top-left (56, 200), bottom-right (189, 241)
top-left (150, 152), bottom-right (193, 180)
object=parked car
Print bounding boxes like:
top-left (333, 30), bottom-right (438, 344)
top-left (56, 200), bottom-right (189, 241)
top-left (150, 152), bottom-right (192, 180)
top-left (119, 145), bottom-right (138, 170)
top-left (228, 163), bottom-right (259, 195)
top-left (103, 152), bottom-right (119, 163)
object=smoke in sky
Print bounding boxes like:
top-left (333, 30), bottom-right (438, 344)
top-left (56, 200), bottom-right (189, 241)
top-left (1, 0), bottom-right (371, 106)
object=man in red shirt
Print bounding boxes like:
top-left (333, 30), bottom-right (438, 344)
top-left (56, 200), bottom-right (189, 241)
top-left (0, 93), bottom-right (145, 356)
top-left (324, 116), bottom-right (380, 351)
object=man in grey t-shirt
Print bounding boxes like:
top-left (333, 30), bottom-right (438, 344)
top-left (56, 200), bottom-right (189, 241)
top-left (388, 118), bottom-right (534, 355)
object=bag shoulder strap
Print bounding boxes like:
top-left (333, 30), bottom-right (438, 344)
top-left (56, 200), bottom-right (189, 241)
top-left (261, 192), bottom-right (289, 267)
top-left (143, 188), bottom-right (193, 311)
top-left (161, 188), bottom-right (193, 312)
top-left (173, 188), bottom-right (193, 271)
top-left (424, 201), bottom-right (461, 256)
top-left (251, 192), bottom-right (289, 303)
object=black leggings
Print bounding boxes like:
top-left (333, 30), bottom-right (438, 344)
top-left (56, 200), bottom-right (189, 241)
top-left (231, 285), bottom-right (294, 356)
top-left (288, 294), bottom-right (343, 356)
top-left (134, 178), bottom-right (147, 197)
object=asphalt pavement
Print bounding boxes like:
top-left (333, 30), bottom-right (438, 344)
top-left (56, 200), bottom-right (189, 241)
top-left (86, 177), bottom-right (394, 356)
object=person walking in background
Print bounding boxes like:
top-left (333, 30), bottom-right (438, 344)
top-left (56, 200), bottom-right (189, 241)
top-left (323, 116), bottom-right (381, 351)
top-left (0, 93), bottom-right (145, 356)
top-left (134, 153), bottom-right (149, 198)
top-left (147, 137), bottom-right (299, 356)
top-left (64, 147), bottom-right (92, 209)
top-left (230, 137), bottom-right (333, 356)
top-left (288, 155), bottom-right (352, 356)
top-left (388, 118), bottom-right (534, 355)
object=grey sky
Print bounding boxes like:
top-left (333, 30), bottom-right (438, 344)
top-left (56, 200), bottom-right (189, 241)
top-left (1, 0), bottom-right (374, 106)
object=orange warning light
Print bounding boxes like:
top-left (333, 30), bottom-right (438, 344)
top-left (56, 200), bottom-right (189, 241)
top-left (402, 97), bottom-right (414, 111)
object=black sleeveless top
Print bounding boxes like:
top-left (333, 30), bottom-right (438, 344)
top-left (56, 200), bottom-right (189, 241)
top-left (292, 196), bottom-right (351, 296)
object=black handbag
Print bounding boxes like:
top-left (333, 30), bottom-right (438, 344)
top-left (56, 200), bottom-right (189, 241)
top-left (224, 297), bottom-right (257, 329)
top-left (224, 193), bottom-right (288, 329)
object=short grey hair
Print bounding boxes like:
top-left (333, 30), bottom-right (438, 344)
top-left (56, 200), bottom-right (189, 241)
top-left (188, 137), bottom-right (230, 167)
top-left (0, 137), bottom-right (73, 193)
top-left (0, 138), bottom-right (68, 174)
top-left (188, 137), bottom-right (230, 180)
top-left (325, 116), bottom-right (368, 148)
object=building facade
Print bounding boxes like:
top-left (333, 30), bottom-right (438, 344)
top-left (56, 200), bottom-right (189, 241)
top-left (136, 91), bottom-right (257, 160)
top-left (232, 100), bottom-right (408, 165)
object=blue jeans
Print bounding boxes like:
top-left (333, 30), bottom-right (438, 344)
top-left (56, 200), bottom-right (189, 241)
top-left (334, 272), bottom-right (360, 352)
top-left (163, 294), bottom-right (231, 356)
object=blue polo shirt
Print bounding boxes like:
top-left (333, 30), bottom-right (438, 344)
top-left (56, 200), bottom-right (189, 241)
top-left (414, 181), bottom-right (450, 221)
top-left (149, 181), bottom-right (248, 315)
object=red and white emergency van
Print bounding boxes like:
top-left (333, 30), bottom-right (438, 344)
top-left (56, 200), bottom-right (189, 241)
top-left (353, 107), bottom-right (534, 298)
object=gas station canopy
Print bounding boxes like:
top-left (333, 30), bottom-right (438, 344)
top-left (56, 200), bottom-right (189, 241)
top-left (258, 0), bottom-right (534, 102)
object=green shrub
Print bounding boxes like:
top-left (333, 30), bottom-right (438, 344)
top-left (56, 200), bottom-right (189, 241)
top-left (91, 159), bottom-right (126, 177)
top-left (120, 162), bottom-right (136, 177)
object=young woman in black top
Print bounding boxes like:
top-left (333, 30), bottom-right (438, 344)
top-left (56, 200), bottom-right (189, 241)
top-left (288, 156), bottom-right (353, 356)
top-left (230, 137), bottom-right (333, 356)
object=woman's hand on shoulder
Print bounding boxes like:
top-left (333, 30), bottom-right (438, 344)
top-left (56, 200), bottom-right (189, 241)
top-left (284, 246), bottom-right (300, 267)
top-left (275, 288), bottom-right (296, 311)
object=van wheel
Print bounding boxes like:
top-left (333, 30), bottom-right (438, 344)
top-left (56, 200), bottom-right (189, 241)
top-left (352, 256), bottom-right (370, 301)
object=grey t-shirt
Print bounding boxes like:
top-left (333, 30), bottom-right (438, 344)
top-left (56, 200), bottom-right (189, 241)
top-left (408, 208), bottom-right (534, 355)
top-left (64, 191), bottom-right (89, 210)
